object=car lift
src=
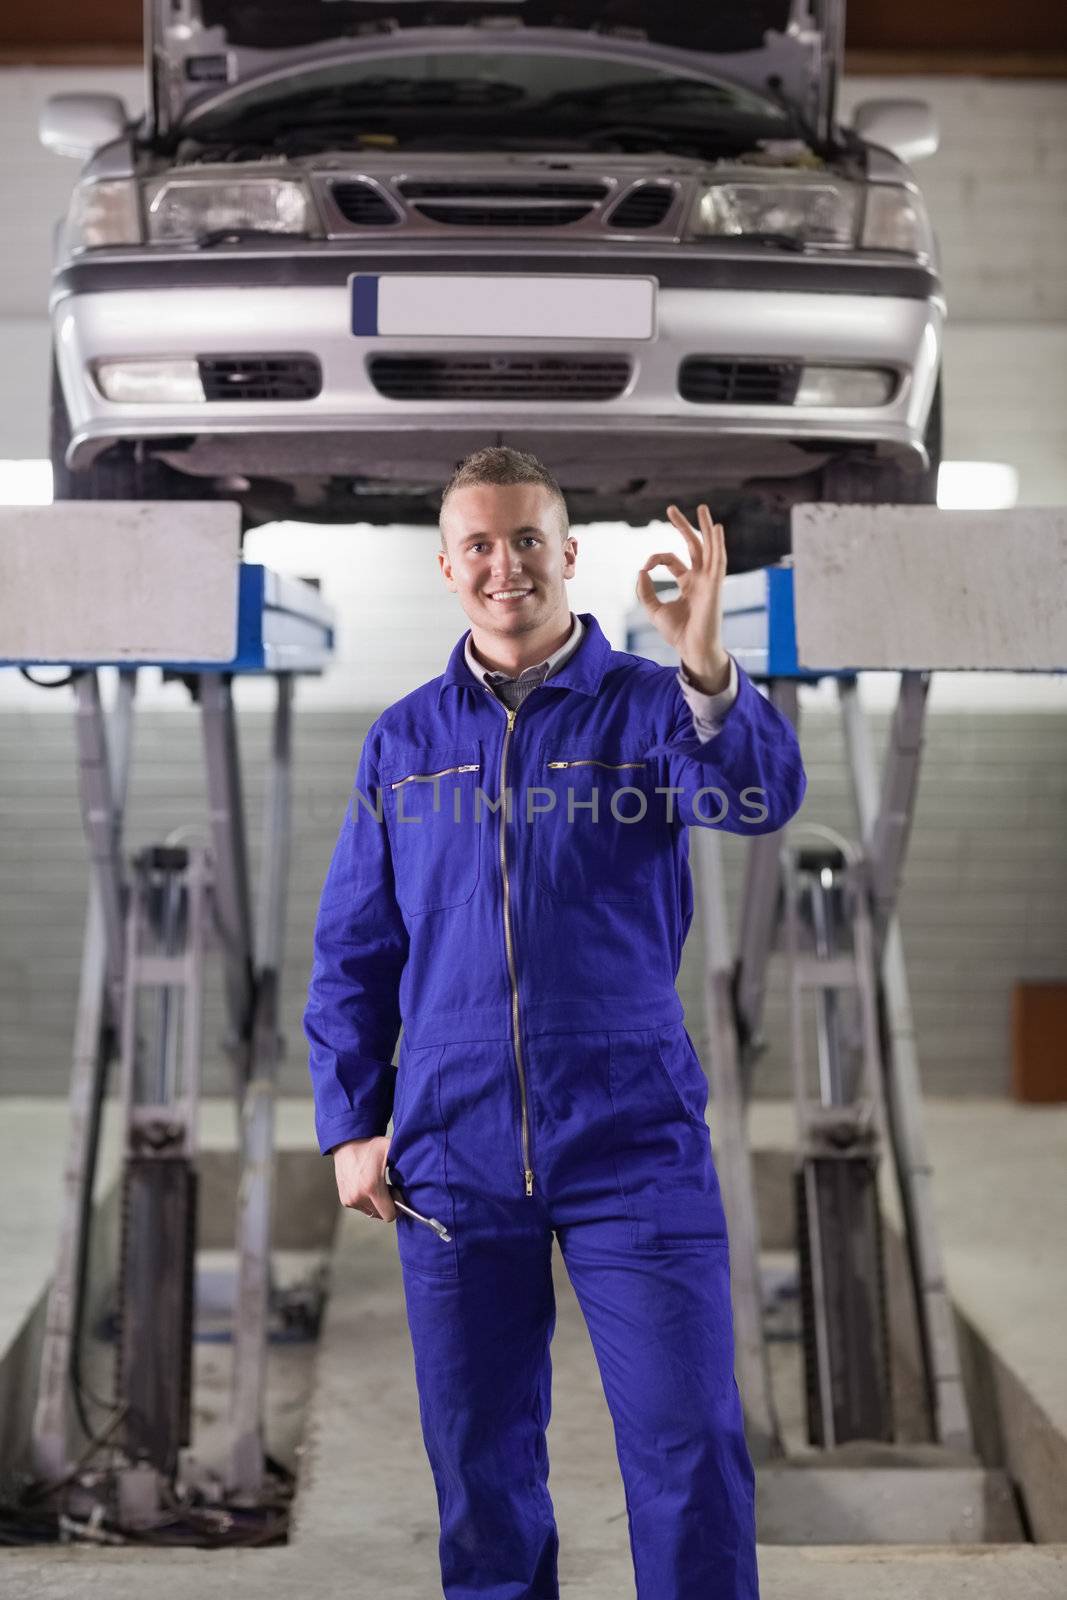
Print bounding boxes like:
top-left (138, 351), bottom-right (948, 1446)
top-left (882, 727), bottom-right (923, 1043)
top-left (696, 567), bottom-right (962, 1463)
top-left (3, 499), bottom-right (1063, 1545)
top-left (627, 502), bottom-right (1066, 1533)
top-left (0, 503), bottom-right (334, 1541)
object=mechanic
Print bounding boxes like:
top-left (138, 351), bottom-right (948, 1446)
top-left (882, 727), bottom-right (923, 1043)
top-left (304, 445), bottom-right (806, 1599)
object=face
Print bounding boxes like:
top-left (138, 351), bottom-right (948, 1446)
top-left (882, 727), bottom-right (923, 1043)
top-left (438, 481), bottom-right (577, 638)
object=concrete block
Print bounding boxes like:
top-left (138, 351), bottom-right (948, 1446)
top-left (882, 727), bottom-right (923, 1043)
top-left (0, 502), bottom-right (240, 663)
top-left (793, 505), bottom-right (1067, 670)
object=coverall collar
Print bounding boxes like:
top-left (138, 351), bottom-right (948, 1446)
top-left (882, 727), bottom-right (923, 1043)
top-left (438, 610), bottom-right (613, 707)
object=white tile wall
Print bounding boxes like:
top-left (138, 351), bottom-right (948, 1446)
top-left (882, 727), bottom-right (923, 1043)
top-left (0, 67), bottom-right (145, 320)
top-left (838, 76), bottom-right (1067, 321)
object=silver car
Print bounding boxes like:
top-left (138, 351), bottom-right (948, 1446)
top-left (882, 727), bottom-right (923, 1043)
top-left (43, 1), bottom-right (943, 565)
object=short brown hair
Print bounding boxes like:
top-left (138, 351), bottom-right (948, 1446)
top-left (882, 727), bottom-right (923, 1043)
top-left (439, 445), bottom-right (569, 549)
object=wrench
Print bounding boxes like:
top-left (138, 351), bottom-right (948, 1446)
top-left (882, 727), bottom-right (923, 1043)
top-left (385, 1164), bottom-right (452, 1243)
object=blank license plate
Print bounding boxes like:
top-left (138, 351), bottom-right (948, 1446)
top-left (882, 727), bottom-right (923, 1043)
top-left (351, 273), bottom-right (655, 339)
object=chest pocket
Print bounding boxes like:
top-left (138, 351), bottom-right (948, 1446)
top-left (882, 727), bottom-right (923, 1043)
top-left (532, 740), bottom-right (663, 902)
top-left (383, 745), bottom-right (482, 915)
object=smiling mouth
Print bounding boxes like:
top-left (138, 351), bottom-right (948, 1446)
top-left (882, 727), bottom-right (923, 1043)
top-left (486, 588), bottom-right (534, 602)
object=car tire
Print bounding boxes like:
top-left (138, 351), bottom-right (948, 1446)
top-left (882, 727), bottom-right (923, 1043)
top-left (819, 373), bottom-right (942, 506)
top-left (49, 355), bottom-right (216, 504)
top-left (722, 500), bottom-right (801, 574)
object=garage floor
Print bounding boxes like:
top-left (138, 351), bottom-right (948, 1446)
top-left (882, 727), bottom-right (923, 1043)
top-left (1, 1095), bottom-right (1065, 1597)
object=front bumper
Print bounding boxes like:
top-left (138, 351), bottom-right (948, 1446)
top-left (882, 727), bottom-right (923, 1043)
top-left (52, 247), bottom-right (944, 481)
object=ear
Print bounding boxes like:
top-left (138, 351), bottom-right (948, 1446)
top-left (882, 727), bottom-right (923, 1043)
top-left (437, 548), bottom-right (456, 591)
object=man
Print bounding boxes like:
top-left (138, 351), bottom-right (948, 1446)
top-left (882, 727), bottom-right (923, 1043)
top-left (304, 446), bottom-right (806, 1598)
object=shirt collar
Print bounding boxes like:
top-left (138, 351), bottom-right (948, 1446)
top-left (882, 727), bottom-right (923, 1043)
top-left (438, 610), bottom-right (612, 706)
top-left (463, 610), bottom-right (584, 689)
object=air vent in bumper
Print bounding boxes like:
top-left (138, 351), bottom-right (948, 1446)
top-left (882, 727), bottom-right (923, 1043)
top-left (367, 353), bottom-right (631, 401)
top-left (199, 356), bottom-right (322, 401)
top-left (678, 358), bottom-right (802, 405)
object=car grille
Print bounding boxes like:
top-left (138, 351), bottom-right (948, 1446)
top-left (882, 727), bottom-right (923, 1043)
top-left (367, 354), bottom-right (631, 401)
top-left (607, 184), bottom-right (676, 230)
top-left (394, 178), bottom-right (610, 227)
top-left (678, 358), bottom-right (803, 405)
top-left (330, 181), bottom-right (400, 226)
top-left (199, 356), bottom-right (322, 401)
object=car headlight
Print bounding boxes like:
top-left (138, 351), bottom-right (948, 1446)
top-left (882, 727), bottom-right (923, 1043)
top-left (861, 184), bottom-right (931, 256)
top-left (690, 182), bottom-right (860, 247)
top-left (68, 179), bottom-right (142, 250)
top-left (143, 177), bottom-right (317, 243)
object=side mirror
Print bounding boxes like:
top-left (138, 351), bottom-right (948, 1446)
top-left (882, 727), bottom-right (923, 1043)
top-left (39, 94), bottom-right (130, 160)
top-left (850, 98), bottom-right (940, 164)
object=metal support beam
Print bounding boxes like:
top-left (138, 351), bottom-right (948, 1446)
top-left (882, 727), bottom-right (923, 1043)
top-left (697, 827), bottom-right (783, 1461)
top-left (734, 682), bottom-right (800, 1094)
top-left (31, 669), bottom-right (136, 1483)
top-left (198, 673), bottom-right (255, 1073)
top-left (838, 675), bottom-right (974, 1452)
top-left (72, 671), bottom-right (130, 1016)
top-left (228, 676), bottom-right (293, 1499)
top-left (866, 673), bottom-right (930, 955)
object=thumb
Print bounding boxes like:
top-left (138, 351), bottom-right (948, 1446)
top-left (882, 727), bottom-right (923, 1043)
top-left (375, 1171), bottom-right (398, 1224)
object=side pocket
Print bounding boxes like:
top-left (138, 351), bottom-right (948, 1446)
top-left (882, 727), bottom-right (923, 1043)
top-left (387, 1043), bottom-right (459, 1279)
top-left (608, 1029), bottom-right (727, 1250)
top-left (652, 1024), bottom-right (710, 1128)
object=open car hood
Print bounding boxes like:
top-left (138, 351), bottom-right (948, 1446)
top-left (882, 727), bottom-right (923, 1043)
top-left (148, 1), bottom-right (843, 143)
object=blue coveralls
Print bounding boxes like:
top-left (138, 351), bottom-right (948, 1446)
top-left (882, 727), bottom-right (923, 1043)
top-left (305, 612), bottom-right (806, 1598)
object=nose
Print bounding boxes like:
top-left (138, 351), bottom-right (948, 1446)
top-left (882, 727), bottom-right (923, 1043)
top-left (490, 547), bottom-right (525, 583)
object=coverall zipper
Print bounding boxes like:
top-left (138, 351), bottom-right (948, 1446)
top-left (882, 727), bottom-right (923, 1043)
top-left (483, 685), bottom-right (535, 1197)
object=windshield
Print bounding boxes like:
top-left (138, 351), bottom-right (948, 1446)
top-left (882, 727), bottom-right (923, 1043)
top-left (181, 50), bottom-right (797, 158)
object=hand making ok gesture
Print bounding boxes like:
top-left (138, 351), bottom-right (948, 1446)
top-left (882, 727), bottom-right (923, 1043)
top-left (634, 503), bottom-right (732, 694)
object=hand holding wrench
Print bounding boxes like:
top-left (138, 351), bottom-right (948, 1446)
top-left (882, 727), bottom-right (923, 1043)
top-left (385, 1164), bottom-right (452, 1242)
